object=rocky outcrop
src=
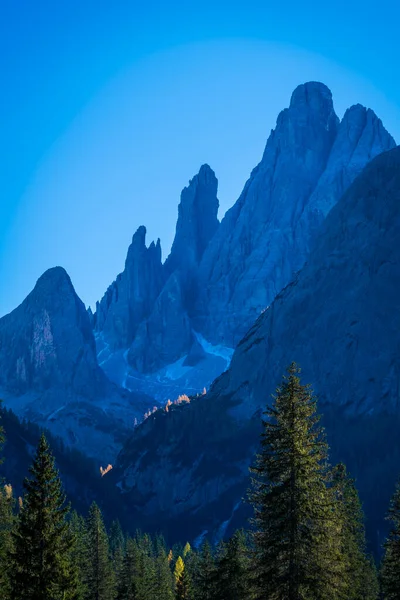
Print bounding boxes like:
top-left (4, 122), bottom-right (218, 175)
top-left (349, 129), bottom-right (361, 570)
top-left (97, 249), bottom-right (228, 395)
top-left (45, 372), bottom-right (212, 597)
top-left (194, 83), bottom-right (396, 346)
top-left (128, 272), bottom-right (193, 372)
top-left (0, 267), bottom-right (155, 459)
top-left (114, 147), bottom-right (400, 544)
top-left (164, 164), bottom-right (219, 278)
top-left (95, 82), bottom-right (394, 377)
top-left (0, 267), bottom-right (101, 396)
top-left (95, 226), bottom-right (164, 349)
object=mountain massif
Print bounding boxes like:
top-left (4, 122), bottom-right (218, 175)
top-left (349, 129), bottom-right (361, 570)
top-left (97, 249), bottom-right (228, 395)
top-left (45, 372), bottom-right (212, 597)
top-left (0, 267), bottom-right (153, 460)
top-left (94, 82), bottom-right (395, 386)
top-left (0, 81), bottom-right (399, 547)
top-left (114, 146), bottom-right (400, 549)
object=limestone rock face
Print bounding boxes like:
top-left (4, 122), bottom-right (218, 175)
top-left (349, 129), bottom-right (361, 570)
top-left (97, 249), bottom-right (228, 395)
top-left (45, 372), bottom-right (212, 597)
top-left (0, 267), bottom-right (155, 459)
top-left (114, 147), bottom-right (400, 543)
top-left (194, 83), bottom-right (395, 346)
top-left (223, 146), bottom-right (400, 416)
top-left (0, 267), bottom-right (101, 396)
top-left (95, 82), bottom-right (394, 379)
top-left (95, 226), bottom-right (164, 349)
top-left (127, 272), bottom-right (193, 373)
top-left (165, 163), bottom-right (219, 278)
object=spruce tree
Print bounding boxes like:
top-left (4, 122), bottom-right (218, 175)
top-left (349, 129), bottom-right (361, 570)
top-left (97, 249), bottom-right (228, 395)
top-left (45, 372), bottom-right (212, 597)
top-left (193, 540), bottom-right (216, 600)
top-left (381, 479), bottom-right (400, 599)
top-left (69, 511), bottom-right (88, 600)
top-left (248, 363), bottom-right (345, 600)
top-left (10, 433), bottom-right (76, 600)
top-left (214, 530), bottom-right (252, 600)
top-left (84, 502), bottom-right (115, 600)
top-left (0, 484), bottom-right (15, 600)
top-left (154, 536), bottom-right (174, 600)
top-left (118, 537), bottom-right (139, 600)
top-left (109, 520), bottom-right (125, 589)
top-left (134, 533), bottom-right (157, 600)
top-left (332, 463), bottom-right (378, 600)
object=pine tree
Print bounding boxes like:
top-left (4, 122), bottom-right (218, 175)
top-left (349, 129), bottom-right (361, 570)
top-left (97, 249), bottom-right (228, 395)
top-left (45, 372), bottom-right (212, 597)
top-left (154, 536), bottom-right (174, 600)
top-left (84, 502), bottom-right (116, 600)
top-left (332, 463), bottom-right (378, 600)
top-left (248, 363), bottom-right (345, 600)
top-left (176, 566), bottom-right (192, 600)
top-left (381, 479), bottom-right (400, 599)
top-left (0, 484), bottom-right (15, 600)
top-left (118, 537), bottom-right (139, 600)
top-left (214, 530), bottom-right (252, 600)
top-left (69, 510), bottom-right (88, 600)
top-left (10, 433), bottom-right (77, 600)
top-left (109, 520), bottom-right (125, 588)
top-left (193, 540), bottom-right (216, 600)
top-left (133, 533), bottom-right (157, 600)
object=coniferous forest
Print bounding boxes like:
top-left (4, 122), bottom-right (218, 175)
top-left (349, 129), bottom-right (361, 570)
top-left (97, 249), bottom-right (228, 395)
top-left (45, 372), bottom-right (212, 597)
top-left (1, 364), bottom-right (400, 600)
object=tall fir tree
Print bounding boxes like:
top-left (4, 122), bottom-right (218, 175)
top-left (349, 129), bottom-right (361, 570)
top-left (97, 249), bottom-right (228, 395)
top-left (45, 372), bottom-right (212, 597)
top-left (0, 484), bottom-right (15, 600)
top-left (381, 479), bottom-right (400, 600)
top-left (154, 536), bottom-right (174, 600)
top-left (109, 520), bottom-right (125, 590)
top-left (332, 464), bottom-right (378, 600)
top-left (84, 502), bottom-right (116, 600)
top-left (214, 530), bottom-right (253, 600)
top-left (248, 363), bottom-right (345, 600)
top-left (133, 533), bottom-right (157, 600)
top-left (10, 433), bottom-right (77, 600)
top-left (117, 537), bottom-right (139, 600)
top-left (0, 410), bottom-right (15, 600)
top-left (192, 540), bottom-right (216, 600)
top-left (69, 510), bottom-right (88, 600)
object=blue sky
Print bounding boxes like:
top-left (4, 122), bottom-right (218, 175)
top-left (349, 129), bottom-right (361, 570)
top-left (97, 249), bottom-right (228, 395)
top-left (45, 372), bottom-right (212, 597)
top-left (1, 0), bottom-right (399, 315)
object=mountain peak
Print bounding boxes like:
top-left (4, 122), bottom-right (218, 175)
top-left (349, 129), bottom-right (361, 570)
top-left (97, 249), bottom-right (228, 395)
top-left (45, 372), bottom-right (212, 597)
top-left (30, 267), bottom-right (77, 307)
top-left (131, 225), bottom-right (147, 245)
top-left (290, 81), bottom-right (333, 109)
top-left (165, 165), bottom-right (219, 275)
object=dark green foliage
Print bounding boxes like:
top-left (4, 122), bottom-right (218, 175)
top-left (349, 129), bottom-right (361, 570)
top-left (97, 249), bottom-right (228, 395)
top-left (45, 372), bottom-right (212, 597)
top-left (192, 540), bottom-right (216, 600)
top-left (117, 537), bottom-right (139, 600)
top-left (69, 511), bottom-right (88, 600)
top-left (0, 368), bottom-right (388, 600)
top-left (381, 480), bottom-right (400, 599)
top-left (0, 485), bottom-right (15, 600)
top-left (332, 463), bottom-right (379, 600)
top-left (84, 502), bottom-right (116, 600)
top-left (10, 433), bottom-right (77, 600)
top-left (175, 563), bottom-right (192, 600)
top-left (248, 363), bottom-right (345, 599)
top-left (154, 536), bottom-right (174, 600)
top-left (214, 530), bottom-right (252, 600)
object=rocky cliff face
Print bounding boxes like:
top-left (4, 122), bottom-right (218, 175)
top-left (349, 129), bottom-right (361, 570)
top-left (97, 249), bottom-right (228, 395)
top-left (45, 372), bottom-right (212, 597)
top-left (95, 226), bottom-right (164, 349)
top-left (95, 82), bottom-right (395, 380)
top-left (0, 267), bottom-right (100, 395)
top-left (164, 164), bottom-right (219, 278)
top-left (0, 267), bottom-right (155, 460)
top-left (194, 83), bottom-right (396, 346)
top-left (114, 147), bottom-right (400, 546)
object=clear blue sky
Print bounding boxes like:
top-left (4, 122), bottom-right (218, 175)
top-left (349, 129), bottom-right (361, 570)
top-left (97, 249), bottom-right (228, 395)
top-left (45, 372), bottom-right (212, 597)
top-left (1, 0), bottom-right (399, 316)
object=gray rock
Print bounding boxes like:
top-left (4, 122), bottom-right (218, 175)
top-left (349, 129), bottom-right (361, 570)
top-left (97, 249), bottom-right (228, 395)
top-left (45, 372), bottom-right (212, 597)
top-left (194, 83), bottom-right (395, 347)
top-left (115, 146), bottom-right (400, 541)
top-left (223, 146), bottom-right (400, 417)
top-left (95, 226), bottom-right (164, 349)
top-left (165, 163), bottom-right (219, 279)
top-left (127, 272), bottom-right (193, 373)
top-left (0, 267), bottom-right (155, 459)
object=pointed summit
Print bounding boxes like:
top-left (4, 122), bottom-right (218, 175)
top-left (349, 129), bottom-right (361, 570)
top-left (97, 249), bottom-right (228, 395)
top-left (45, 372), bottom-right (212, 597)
top-left (0, 266), bottom-right (98, 396)
top-left (95, 225), bottom-right (164, 349)
top-left (165, 164), bottom-right (219, 276)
